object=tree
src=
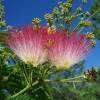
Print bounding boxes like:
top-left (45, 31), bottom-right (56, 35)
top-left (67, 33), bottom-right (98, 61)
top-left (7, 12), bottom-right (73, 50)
top-left (91, 0), bottom-right (100, 40)
top-left (0, 0), bottom-right (6, 30)
top-left (0, 0), bottom-right (99, 100)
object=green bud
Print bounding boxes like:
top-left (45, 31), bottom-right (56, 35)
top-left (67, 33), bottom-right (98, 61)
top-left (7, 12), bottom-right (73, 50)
top-left (64, 16), bottom-right (74, 23)
top-left (85, 32), bottom-right (95, 39)
top-left (58, 24), bottom-right (64, 28)
top-left (53, 7), bottom-right (59, 16)
top-left (80, 20), bottom-right (92, 26)
top-left (76, 7), bottom-right (82, 13)
top-left (70, 15), bottom-right (76, 19)
top-left (44, 13), bottom-right (53, 20)
top-left (63, 3), bottom-right (72, 9)
top-left (82, 0), bottom-right (87, 4)
top-left (68, 0), bottom-right (75, 3)
top-left (44, 13), bottom-right (54, 26)
top-left (0, 21), bottom-right (6, 27)
top-left (85, 11), bottom-right (90, 17)
top-left (91, 40), bottom-right (96, 47)
top-left (61, 8), bottom-right (69, 15)
top-left (32, 18), bottom-right (41, 25)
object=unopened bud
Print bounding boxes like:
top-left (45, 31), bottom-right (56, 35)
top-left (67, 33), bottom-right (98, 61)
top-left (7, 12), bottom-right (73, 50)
top-left (85, 32), bottom-right (95, 39)
top-left (44, 13), bottom-right (53, 20)
top-left (0, 21), bottom-right (6, 27)
top-left (85, 12), bottom-right (90, 17)
top-left (91, 40), bottom-right (96, 47)
top-left (82, 0), bottom-right (87, 4)
top-left (68, 0), bottom-right (75, 3)
top-left (76, 7), bottom-right (82, 13)
top-left (53, 7), bottom-right (59, 16)
top-left (32, 18), bottom-right (41, 25)
top-left (80, 20), bottom-right (92, 26)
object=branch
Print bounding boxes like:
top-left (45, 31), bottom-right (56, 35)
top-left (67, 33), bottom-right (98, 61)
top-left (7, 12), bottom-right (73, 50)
top-left (72, 8), bottom-right (100, 32)
top-left (45, 75), bottom-right (83, 83)
top-left (10, 81), bottom-right (38, 98)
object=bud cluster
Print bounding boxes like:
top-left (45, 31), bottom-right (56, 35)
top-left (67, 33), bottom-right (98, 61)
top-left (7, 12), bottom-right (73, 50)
top-left (0, 1), bottom-right (6, 28)
top-left (84, 67), bottom-right (97, 81)
top-left (43, 0), bottom-right (92, 34)
top-left (85, 32), bottom-right (96, 47)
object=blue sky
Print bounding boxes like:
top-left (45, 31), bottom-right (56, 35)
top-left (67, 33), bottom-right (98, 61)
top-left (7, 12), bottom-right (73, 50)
top-left (3, 0), bottom-right (100, 69)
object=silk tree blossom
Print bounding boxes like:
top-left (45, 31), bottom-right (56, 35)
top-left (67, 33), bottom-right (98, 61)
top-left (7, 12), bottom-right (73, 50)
top-left (7, 26), bottom-right (48, 66)
top-left (48, 32), bottom-right (93, 70)
top-left (6, 25), bottom-right (93, 69)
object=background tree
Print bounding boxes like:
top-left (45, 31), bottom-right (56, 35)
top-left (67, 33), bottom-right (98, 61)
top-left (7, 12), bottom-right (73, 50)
top-left (91, 0), bottom-right (100, 40)
top-left (0, 0), bottom-right (6, 30)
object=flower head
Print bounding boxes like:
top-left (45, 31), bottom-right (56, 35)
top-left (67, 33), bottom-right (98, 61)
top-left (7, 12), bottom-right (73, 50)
top-left (48, 32), bottom-right (93, 70)
top-left (7, 25), bottom-right (48, 66)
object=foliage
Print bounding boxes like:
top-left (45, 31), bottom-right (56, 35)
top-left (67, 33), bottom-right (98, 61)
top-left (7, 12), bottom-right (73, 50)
top-left (0, 0), bottom-right (6, 29)
top-left (91, 0), bottom-right (100, 40)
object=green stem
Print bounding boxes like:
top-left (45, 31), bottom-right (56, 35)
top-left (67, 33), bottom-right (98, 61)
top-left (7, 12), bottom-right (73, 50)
top-left (73, 82), bottom-right (76, 89)
top-left (78, 27), bottom-right (84, 33)
top-left (76, 13), bottom-right (84, 17)
top-left (87, 8), bottom-right (100, 20)
top-left (10, 84), bottom-right (31, 98)
top-left (23, 69), bottom-right (29, 84)
top-left (61, 80), bottom-right (82, 82)
top-left (23, 64), bottom-right (29, 84)
top-left (61, 75), bottom-right (83, 81)
top-left (28, 64), bottom-right (33, 85)
top-left (10, 81), bottom-right (38, 98)
top-left (42, 82), bottom-right (54, 100)
top-left (45, 80), bottom-right (82, 83)
top-left (45, 75), bottom-right (83, 83)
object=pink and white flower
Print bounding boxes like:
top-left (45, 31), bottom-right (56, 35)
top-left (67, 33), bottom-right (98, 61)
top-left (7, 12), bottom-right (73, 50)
top-left (48, 32), bottom-right (92, 70)
top-left (6, 25), bottom-right (93, 70)
top-left (7, 26), bottom-right (48, 66)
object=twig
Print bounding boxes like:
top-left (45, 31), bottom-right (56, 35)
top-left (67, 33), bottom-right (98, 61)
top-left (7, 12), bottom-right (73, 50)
top-left (45, 75), bottom-right (83, 83)
top-left (72, 8), bottom-right (100, 32)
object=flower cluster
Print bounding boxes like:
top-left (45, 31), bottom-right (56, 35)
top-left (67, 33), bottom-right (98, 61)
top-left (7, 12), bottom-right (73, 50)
top-left (6, 25), bottom-right (94, 70)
